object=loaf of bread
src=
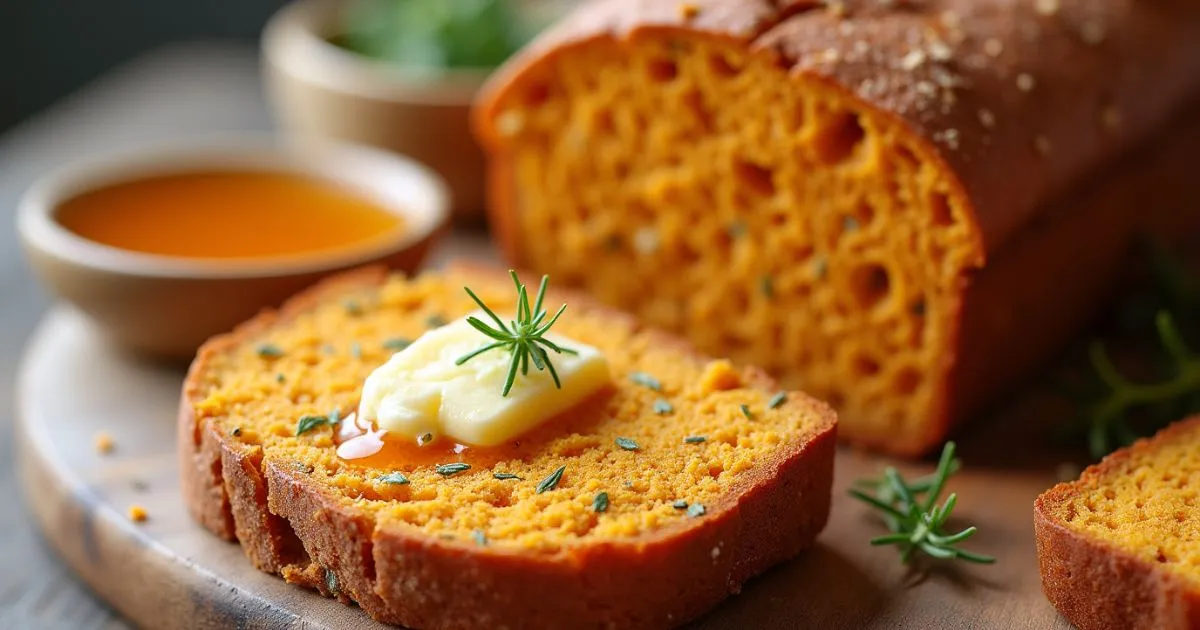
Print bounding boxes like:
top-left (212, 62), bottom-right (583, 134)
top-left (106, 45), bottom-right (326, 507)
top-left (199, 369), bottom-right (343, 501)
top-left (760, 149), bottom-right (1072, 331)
top-left (179, 266), bottom-right (837, 629)
top-left (472, 0), bottom-right (1200, 455)
top-left (1035, 417), bottom-right (1200, 630)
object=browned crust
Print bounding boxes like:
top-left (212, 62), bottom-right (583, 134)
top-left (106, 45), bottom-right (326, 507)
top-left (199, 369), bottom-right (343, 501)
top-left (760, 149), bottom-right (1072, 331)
top-left (1034, 417), bottom-right (1200, 630)
top-left (179, 265), bottom-right (838, 629)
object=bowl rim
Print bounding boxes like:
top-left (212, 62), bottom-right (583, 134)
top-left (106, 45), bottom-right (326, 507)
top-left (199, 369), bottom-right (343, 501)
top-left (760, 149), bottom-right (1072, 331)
top-left (16, 134), bottom-right (451, 280)
top-left (262, 0), bottom-right (495, 106)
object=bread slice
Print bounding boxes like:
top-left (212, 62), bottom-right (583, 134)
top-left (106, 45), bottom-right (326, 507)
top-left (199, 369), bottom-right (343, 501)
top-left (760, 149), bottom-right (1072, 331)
top-left (472, 0), bottom-right (1200, 455)
top-left (1035, 417), bottom-right (1200, 630)
top-left (179, 265), bottom-right (837, 629)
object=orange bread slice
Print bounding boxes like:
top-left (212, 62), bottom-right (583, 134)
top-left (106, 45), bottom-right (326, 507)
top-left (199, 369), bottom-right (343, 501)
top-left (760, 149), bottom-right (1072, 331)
top-left (1035, 417), bottom-right (1200, 630)
top-left (179, 266), bottom-right (837, 629)
top-left (472, 0), bottom-right (1200, 455)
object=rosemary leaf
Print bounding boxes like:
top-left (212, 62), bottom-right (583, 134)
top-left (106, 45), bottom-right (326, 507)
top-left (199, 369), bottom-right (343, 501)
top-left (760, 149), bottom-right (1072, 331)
top-left (615, 437), bottom-right (639, 451)
top-left (493, 472), bottom-right (522, 480)
top-left (256, 343), bottom-right (284, 358)
top-left (383, 338), bottom-right (412, 351)
top-left (378, 472), bottom-right (410, 485)
top-left (687, 503), bottom-right (706, 518)
top-left (629, 371), bottom-right (662, 391)
top-left (684, 435), bottom-right (706, 444)
top-left (672, 500), bottom-right (688, 510)
top-left (296, 415), bottom-right (330, 436)
top-left (536, 465), bottom-right (566, 494)
top-left (739, 404), bottom-right (755, 420)
top-left (435, 463), bottom-right (471, 476)
top-left (768, 392), bottom-right (787, 409)
top-left (472, 529), bottom-right (488, 546)
top-left (593, 491), bottom-right (609, 513)
top-left (653, 398), bottom-right (674, 415)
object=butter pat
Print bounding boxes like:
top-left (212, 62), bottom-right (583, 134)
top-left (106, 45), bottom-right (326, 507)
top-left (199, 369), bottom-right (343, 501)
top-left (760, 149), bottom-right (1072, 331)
top-left (358, 315), bottom-right (610, 447)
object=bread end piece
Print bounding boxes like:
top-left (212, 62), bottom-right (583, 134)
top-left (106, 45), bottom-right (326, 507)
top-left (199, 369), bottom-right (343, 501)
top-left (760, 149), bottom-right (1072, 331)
top-left (1034, 417), bottom-right (1200, 630)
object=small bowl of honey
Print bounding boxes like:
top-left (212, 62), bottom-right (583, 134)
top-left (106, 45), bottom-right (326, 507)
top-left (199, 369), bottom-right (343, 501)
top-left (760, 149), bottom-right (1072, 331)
top-left (17, 137), bottom-right (450, 359)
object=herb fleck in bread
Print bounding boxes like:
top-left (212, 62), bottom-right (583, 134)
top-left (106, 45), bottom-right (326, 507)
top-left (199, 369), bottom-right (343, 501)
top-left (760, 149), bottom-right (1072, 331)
top-left (1035, 417), bottom-right (1200, 630)
top-left (473, 0), bottom-right (1200, 455)
top-left (179, 266), bottom-right (837, 629)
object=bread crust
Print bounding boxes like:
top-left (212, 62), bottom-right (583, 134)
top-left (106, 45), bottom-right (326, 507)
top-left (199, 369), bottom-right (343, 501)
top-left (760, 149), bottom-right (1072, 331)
top-left (179, 266), bottom-right (838, 629)
top-left (1034, 417), bottom-right (1200, 630)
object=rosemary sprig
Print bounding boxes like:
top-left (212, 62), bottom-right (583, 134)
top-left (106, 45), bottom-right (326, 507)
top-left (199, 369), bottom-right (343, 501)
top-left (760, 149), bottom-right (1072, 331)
top-left (1079, 311), bottom-right (1200, 459)
top-left (456, 270), bottom-right (577, 397)
top-left (850, 442), bottom-right (994, 565)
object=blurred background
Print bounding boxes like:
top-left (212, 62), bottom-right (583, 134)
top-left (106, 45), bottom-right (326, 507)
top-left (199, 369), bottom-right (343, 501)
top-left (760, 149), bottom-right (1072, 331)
top-left (0, 2), bottom-right (290, 133)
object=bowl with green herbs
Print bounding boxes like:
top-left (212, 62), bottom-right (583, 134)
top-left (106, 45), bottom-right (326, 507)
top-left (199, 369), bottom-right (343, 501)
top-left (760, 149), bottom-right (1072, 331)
top-left (262, 0), bottom-right (548, 220)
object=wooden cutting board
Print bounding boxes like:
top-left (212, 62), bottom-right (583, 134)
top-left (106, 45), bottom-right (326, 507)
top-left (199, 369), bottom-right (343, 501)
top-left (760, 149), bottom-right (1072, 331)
top-left (15, 242), bottom-right (1079, 629)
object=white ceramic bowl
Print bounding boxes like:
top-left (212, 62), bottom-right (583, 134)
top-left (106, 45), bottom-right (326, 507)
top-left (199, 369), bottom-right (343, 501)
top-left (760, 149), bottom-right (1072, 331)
top-left (18, 136), bottom-right (450, 359)
top-left (262, 0), bottom-right (491, 221)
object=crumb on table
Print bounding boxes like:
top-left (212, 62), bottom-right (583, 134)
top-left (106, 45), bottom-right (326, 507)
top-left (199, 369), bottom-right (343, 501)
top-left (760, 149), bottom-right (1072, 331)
top-left (94, 432), bottom-right (114, 454)
top-left (128, 505), bottom-right (148, 522)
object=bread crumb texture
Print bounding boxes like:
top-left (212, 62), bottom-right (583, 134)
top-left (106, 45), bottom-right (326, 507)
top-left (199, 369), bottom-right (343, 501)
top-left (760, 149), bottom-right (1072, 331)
top-left (190, 271), bottom-right (831, 554)
top-left (1046, 421), bottom-right (1200, 586)
top-left (481, 32), bottom-right (982, 451)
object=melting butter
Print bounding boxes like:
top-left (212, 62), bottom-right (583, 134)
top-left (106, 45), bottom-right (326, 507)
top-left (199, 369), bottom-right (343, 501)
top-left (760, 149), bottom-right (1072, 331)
top-left (356, 314), bottom-right (610, 448)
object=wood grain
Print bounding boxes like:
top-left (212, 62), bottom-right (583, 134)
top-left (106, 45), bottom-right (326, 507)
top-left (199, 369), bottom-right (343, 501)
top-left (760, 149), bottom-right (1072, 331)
top-left (15, 260), bottom-right (1079, 628)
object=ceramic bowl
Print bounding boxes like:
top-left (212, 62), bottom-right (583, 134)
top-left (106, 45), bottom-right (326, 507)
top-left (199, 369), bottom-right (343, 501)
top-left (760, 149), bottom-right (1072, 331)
top-left (262, 0), bottom-right (491, 222)
top-left (17, 136), bottom-right (450, 360)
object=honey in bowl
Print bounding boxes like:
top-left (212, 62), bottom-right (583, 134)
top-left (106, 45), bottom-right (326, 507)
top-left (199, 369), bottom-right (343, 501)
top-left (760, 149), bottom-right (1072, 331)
top-left (54, 170), bottom-right (404, 259)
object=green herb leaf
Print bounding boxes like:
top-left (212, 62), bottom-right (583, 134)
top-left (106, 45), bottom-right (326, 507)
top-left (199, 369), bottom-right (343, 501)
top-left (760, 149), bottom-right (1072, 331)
top-left (615, 437), bottom-right (639, 451)
top-left (768, 392), bottom-right (787, 409)
top-left (378, 472), bottom-right (410, 485)
top-left (435, 463), bottom-right (471, 476)
top-left (672, 500), bottom-right (688, 510)
top-left (739, 404), bottom-right (755, 420)
top-left (296, 415), bottom-right (331, 436)
top-left (850, 442), bottom-right (995, 566)
top-left (230, 427), bottom-right (242, 437)
top-left (493, 472), bottom-right (522, 481)
top-left (843, 216), bottom-right (860, 232)
top-left (426, 314), bottom-right (448, 328)
top-left (472, 529), bottom-right (488, 546)
top-left (456, 271), bottom-right (578, 397)
top-left (350, 342), bottom-right (362, 359)
top-left (536, 465), bottom-right (566, 494)
top-left (275, 373), bottom-right (286, 383)
top-left (759, 275), bottom-right (774, 299)
top-left (343, 299), bottom-right (363, 315)
top-left (383, 338), bottom-right (412, 351)
top-left (653, 398), bottom-right (674, 415)
top-left (324, 569), bottom-right (338, 594)
top-left (687, 503), bottom-right (706, 518)
top-left (684, 435), bottom-right (706, 444)
top-left (256, 343), bottom-right (284, 358)
top-left (593, 491), bottom-right (609, 513)
top-left (629, 371), bottom-right (662, 391)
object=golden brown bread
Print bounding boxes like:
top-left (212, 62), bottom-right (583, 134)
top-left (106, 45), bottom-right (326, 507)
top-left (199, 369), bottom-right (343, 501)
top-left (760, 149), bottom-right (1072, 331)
top-left (1035, 417), bottom-right (1200, 630)
top-left (472, 0), bottom-right (1200, 455)
top-left (179, 265), bottom-right (837, 629)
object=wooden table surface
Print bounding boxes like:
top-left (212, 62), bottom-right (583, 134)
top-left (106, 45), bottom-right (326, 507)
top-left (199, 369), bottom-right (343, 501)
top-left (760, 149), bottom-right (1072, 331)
top-left (0, 42), bottom-right (272, 629)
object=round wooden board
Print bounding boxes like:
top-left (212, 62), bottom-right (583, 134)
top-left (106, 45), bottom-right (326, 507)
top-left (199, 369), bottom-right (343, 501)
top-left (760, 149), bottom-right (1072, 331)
top-left (17, 298), bottom-right (1076, 629)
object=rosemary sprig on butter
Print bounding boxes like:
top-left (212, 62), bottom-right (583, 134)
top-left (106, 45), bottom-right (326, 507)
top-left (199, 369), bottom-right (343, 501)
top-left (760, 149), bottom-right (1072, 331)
top-left (457, 270), bottom-right (577, 397)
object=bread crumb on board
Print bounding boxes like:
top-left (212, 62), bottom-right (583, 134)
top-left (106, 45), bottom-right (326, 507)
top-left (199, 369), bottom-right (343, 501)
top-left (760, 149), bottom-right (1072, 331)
top-left (94, 432), bottom-right (115, 454)
top-left (128, 505), bottom-right (148, 522)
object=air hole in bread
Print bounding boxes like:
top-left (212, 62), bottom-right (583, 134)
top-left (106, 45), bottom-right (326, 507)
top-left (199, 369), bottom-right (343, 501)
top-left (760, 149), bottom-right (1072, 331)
top-left (894, 367), bottom-right (920, 395)
top-left (709, 53), bottom-right (740, 77)
top-left (814, 111), bottom-right (866, 165)
top-left (850, 263), bottom-right (891, 309)
top-left (648, 58), bottom-right (678, 82)
top-left (853, 354), bottom-right (881, 376)
top-left (733, 159), bottom-right (776, 197)
top-left (930, 191), bottom-right (954, 226)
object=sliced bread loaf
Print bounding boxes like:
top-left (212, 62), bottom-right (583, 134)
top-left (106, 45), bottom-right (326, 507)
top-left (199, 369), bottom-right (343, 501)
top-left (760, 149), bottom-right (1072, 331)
top-left (1035, 417), bottom-right (1200, 630)
top-left (179, 266), bottom-right (837, 629)
top-left (472, 0), bottom-right (1200, 455)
